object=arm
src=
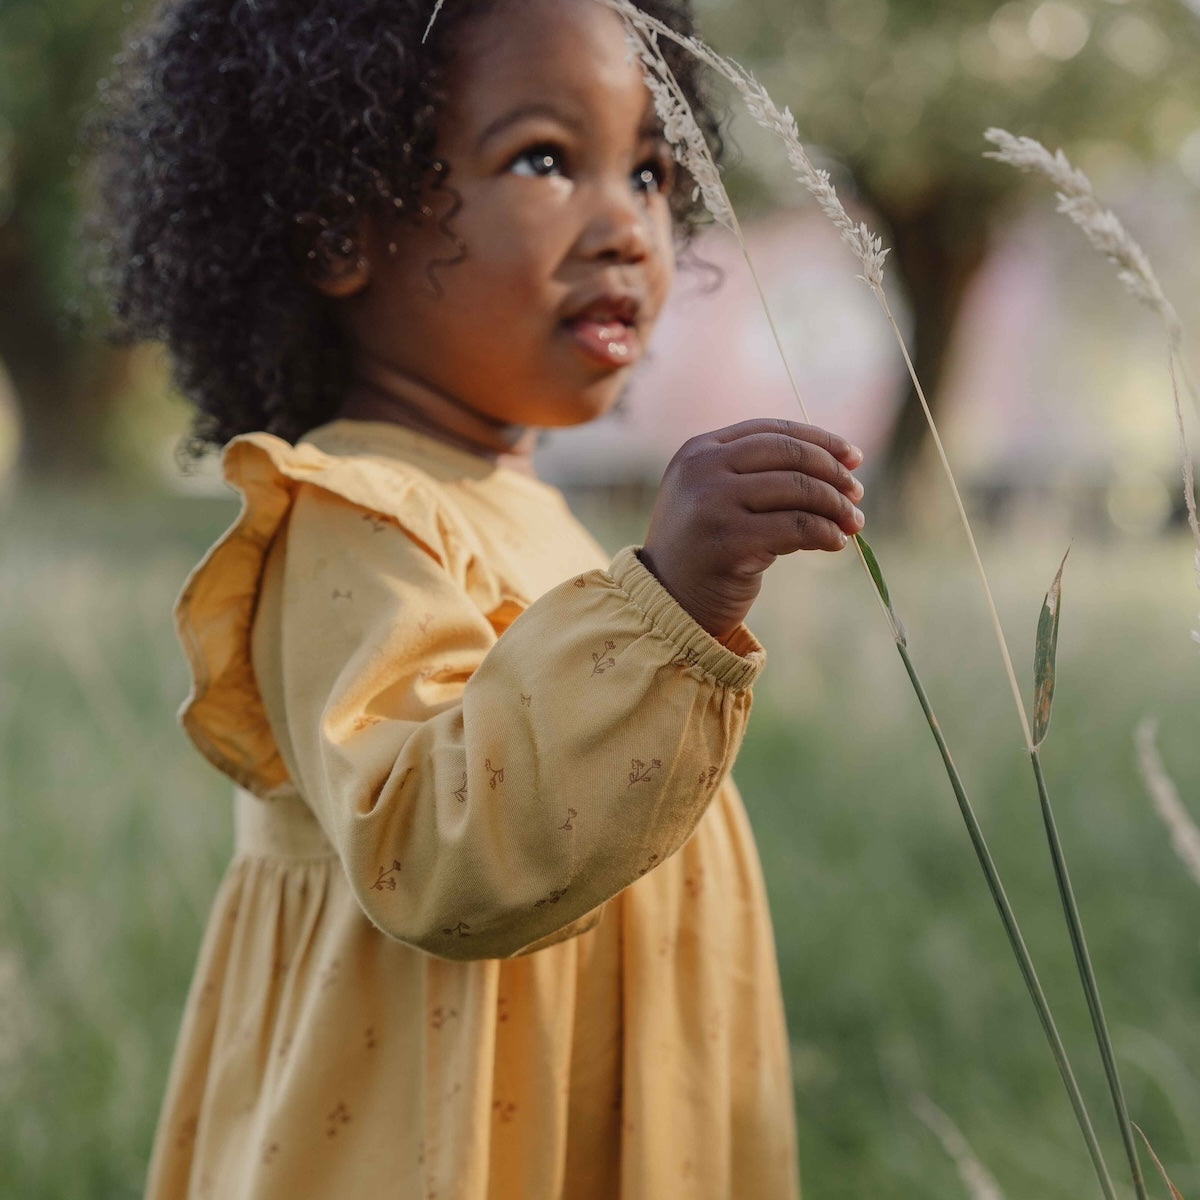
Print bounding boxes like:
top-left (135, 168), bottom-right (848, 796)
top-left (251, 485), bottom-right (762, 961)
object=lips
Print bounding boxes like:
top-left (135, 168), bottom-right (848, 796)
top-left (561, 294), bottom-right (644, 369)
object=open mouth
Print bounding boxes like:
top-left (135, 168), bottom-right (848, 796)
top-left (561, 296), bottom-right (644, 369)
top-left (564, 317), bottom-right (641, 367)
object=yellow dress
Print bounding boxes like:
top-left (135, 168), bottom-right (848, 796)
top-left (147, 419), bottom-right (799, 1199)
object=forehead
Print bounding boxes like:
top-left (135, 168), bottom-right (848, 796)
top-left (444, 0), bottom-right (651, 134)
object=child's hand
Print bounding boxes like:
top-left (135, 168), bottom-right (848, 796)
top-left (639, 419), bottom-right (865, 642)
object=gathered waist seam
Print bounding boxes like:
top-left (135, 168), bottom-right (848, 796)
top-left (234, 787), bottom-right (337, 860)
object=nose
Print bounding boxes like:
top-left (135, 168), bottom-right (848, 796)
top-left (577, 181), bottom-right (652, 264)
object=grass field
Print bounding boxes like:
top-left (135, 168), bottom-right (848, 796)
top-left (2, 482), bottom-right (1198, 1198)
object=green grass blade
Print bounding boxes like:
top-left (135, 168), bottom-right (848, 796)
top-left (1028, 551), bottom-right (1147, 1197)
top-left (1033, 548), bottom-right (1069, 748)
top-left (856, 534), bottom-right (906, 647)
top-left (895, 642), bottom-right (1117, 1199)
top-left (1031, 750), bottom-right (1147, 1198)
top-left (1134, 1124), bottom-right (1184, 1199)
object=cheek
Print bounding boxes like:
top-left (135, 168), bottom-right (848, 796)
top-left (454, 200), bottom-right (567, 287)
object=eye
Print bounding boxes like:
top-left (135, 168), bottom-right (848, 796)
top-left (509, 143), bottom-right (566, 178)
top-left (632, 148), bottom-right (676, 195)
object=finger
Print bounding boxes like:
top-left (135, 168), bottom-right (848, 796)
top-left (738, 471), bottom-right (866, 531)
top-left (711, 418), bottom-right (863, 468)
top-left (755, 508), bottom-right (855, 554)
top-left (722, 433), bottom-right (864, 500)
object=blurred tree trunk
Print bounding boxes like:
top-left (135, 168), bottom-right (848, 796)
top-left (858, 185), bottom-right (992, 522)
top-left (0, 218), bottom-right (127, 478)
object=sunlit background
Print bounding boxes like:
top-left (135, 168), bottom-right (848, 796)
top-left (2, 1), bottom-right (1199, 1196)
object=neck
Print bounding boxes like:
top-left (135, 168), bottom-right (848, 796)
top-left (340, 359), bottom-right (539, 472)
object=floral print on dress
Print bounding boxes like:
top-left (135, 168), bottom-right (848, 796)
top-left (370, 861), bottom-right (402, 891)
top-left (628, 757), bottom-right (662, 787)
top-left (325, 1101), bottom-right (351, 1138)
top-left (430, 1006), bottom-right (459, 1031)
top-left (485, 759), bottom-right (504, 790)
top-left (590, 640), bottom-right (617, 676)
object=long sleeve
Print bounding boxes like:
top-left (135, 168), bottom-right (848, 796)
top-left (250, 484), bottom-right (764, 961)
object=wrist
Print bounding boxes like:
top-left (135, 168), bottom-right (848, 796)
top-left (635, 547), bottom-right (739, 642)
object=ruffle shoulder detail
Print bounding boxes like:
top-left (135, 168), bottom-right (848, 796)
top-left (174, 432), bottom-right (496, 799)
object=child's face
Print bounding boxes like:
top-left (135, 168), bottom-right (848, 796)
top-left (340, 0), bottom-right (678, 433)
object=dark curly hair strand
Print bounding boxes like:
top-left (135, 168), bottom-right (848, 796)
top-left (87, 0), bottom-right (724, 452)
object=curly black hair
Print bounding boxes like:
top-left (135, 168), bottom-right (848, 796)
top-left (86, 0), bottom-right (724, 452)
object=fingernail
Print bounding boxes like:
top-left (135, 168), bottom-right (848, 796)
top-left (853, 507), bottom-right (865, 528)
top-left (849, 444), bottom-right (864, 462)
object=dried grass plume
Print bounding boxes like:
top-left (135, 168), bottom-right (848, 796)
top-left (983, 129), bottom-right (1180, 346)
top-left (601, 0), bottom-right (887, 287)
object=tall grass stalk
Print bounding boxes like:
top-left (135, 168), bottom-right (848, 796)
top-left (640, 37), bottom-right (1154, 1197)
top-left (891, 627), bottom-right (1116, 1199)
top-left (1030, 748), bottom-right (1147, 1199)
top-left (602, 5), bottom-right (1119, 1193)
top-left (985, 127), bottom-right (1200, 1195)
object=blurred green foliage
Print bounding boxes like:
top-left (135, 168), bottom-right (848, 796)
top-left (706, 0), bottom-right (1200, 208)
top-left (0, 0), bottom-right (152, 477)
top-left (0, 0), bottom-right (144, 303)
top-left (2, 486), bottom-right (1198, 1197)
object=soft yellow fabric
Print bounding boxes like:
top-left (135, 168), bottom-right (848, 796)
top-left (148, 420), bottom-right (799, 1199)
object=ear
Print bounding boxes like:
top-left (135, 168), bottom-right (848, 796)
top-left (293, 211), bottom-right (373, 298)
top-left (308, 249), bottom-right (372, 298)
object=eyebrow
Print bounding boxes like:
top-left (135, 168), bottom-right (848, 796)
top-left (474, 101), bottom-right (668, 152)
top-left (476, 103), bottom-right (586, 150)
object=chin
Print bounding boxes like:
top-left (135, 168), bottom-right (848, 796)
top-left (532, 379), bottom-right (628, 429)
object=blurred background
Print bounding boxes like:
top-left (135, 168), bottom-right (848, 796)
top-left (2, 0), bottom-right (1200, 1196)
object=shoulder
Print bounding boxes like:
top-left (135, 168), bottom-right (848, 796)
top-left (174, 429), bottom-right (475, 797)
top-left (221, 429), bottom-right (465, 568)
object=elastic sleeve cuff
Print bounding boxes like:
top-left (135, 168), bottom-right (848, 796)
top-left (608, 546), bottom-right (765, 691)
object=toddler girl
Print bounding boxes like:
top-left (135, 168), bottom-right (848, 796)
top-left (93, 0), bottom-right (865, 1196)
